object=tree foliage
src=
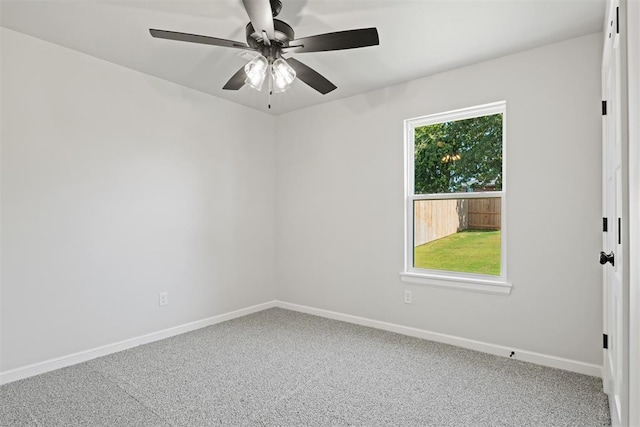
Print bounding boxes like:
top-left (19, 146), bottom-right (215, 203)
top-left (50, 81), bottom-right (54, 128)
top-left (414, 113), bottom-right (503, 194)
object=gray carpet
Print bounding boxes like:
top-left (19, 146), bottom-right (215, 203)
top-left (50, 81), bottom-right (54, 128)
top-left (0, 308), bottom-right (610, 426)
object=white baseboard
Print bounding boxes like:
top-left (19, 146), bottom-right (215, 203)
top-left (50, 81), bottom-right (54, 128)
top-left (1, 299), bottom-right (602, 385)
top-left (274, 301), bottom-right (603, 378)
top-left (0, 301), bottom-right (276, 385)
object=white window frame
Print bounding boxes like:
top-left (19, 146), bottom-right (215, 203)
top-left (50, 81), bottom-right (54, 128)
top-left (400, 101), bottom-right (512, 295)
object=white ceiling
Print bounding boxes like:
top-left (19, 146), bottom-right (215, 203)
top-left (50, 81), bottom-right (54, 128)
top-left (1, 0), bottom-right (605, 115)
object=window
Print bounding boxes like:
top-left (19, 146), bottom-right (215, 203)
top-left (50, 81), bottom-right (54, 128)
top-left (401, 101), bottom-right (511, 294)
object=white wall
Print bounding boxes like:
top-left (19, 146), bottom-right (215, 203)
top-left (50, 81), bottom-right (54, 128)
top-left (276, 33), bottom-right (604, 365)
top-left (0, 28), bottom-right (277, 372)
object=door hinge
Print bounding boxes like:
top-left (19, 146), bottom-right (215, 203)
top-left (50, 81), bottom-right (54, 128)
top-left (618, 217), bottom-right (621, 244)
top-left (603, 217), bottom-right (608, 232)
top-left (602, 100), bottom-right (607, 115)
top-left (603, 334), bottom-right (609, 349)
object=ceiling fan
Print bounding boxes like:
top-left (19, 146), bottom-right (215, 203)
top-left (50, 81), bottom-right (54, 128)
top-left (149, 0), bottom-right (379, 99)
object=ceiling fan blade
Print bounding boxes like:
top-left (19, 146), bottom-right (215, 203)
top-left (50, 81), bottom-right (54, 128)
top-left (241, 0), bottom-right (275, 41)
top-left (286, 58), bottom-right (336, 95)
top-left (284, 28), bottom-right (379, 54)
top-left (149, 29), bottom-right (253, 51)
top-left (222, 66), bottom-right (247, 90)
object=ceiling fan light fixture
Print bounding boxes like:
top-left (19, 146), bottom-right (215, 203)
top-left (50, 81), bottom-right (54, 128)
top-left (271, 58), bottom-right (296, 93)
top-left (244, 55), bottom-right (268, 90)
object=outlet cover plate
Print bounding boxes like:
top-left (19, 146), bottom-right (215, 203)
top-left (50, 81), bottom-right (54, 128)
top-left (159, 292), bottom-right (168, 306)
top-left (404, 290), bottom-right (412, 304)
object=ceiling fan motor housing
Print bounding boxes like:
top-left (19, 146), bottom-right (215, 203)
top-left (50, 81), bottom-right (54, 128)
top-left (245, 19), bottom-right (294, 54)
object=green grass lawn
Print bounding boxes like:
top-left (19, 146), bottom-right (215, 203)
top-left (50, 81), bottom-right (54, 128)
top-left (414, 230), bottom-right (501, 275)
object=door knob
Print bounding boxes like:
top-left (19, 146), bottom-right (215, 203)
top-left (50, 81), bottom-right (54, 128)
top-left (600, 251), bottom-right (615, 266)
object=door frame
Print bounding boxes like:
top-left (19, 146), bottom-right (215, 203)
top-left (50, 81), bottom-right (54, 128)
top-left (626, 0), bottom-right (639, 425)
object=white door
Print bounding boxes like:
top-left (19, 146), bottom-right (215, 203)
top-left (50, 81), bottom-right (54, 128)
top-left (601, 1), bottom-right (627, 425)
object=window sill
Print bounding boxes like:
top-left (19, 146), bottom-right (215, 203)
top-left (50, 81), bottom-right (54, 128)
top-left (399, 271), bottom-right (512, 295)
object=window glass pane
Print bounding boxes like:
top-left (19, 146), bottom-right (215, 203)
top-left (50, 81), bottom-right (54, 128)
top-left (413, 198), bottom-right (501, 275)
top-left (414, 114), bottom-right (503, 194)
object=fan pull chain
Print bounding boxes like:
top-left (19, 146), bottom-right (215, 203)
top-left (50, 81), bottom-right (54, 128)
top-left (268, 67), bottom-right (273, 109)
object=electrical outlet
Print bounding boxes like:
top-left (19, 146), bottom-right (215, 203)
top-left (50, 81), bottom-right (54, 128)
top-left (159, 292), bottom-right (168, 306)
top-left (404, 290), bottom-right (412, 304)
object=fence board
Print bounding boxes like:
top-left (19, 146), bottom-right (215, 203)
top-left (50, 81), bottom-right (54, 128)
top-left (468, 198), bottom-right (501, 230)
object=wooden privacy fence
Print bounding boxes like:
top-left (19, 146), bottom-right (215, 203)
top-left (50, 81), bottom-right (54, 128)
top-left (467, 198), bottom-right (502, 229)
top-left (414, 198), bottom-right (501, 247)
